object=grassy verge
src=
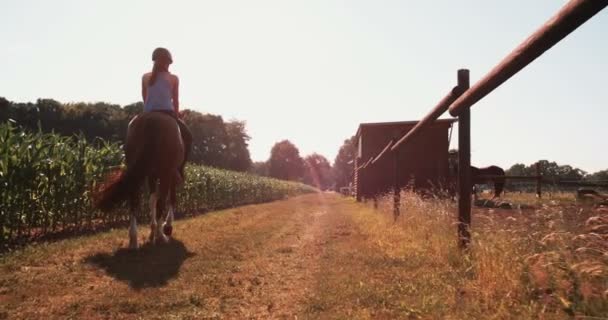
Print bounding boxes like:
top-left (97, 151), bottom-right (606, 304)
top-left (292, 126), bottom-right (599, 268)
top-left (305, 192), bottom-right (607, 318)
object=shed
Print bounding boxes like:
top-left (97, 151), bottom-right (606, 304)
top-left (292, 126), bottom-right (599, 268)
top-left (354, 119), bottom-right (456, 201)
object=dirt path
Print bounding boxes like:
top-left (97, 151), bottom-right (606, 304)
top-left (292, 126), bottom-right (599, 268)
top-left (0, 194), bottom-right (359, 319)
top-left (3, 193), bottom-right (599, 319)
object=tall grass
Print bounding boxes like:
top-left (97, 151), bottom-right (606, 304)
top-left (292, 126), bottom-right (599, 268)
top-left (0, 122), bottom-right (315, 247)
top-left (368, 191), bottom-right (607, 318)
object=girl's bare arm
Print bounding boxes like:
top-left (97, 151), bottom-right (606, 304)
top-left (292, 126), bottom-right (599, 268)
top-left (173, 75), bottom-right (180, 115)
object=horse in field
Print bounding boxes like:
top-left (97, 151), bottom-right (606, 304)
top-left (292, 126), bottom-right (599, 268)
top-left (450, 162), bottom-right (506, 199)
top-left (471, 165), bottom-right (506, 198)
top-left (94, 112), bottom-right (184, 249)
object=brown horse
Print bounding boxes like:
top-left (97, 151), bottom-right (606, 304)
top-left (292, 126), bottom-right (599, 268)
top-left (471, 165), bottom-right (506, 198)
top-left (94, 112), bottom-right (184, 249)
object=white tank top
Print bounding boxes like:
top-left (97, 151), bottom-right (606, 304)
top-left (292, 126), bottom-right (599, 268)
top-left (144, 72), bottom-right (173, 112)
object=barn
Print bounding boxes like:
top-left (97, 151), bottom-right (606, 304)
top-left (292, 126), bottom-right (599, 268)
top-left (354, 119), bottom-right (456, 201)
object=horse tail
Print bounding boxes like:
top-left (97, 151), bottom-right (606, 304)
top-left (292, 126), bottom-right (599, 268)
top-left (94, 122), bottom-right (156, 212)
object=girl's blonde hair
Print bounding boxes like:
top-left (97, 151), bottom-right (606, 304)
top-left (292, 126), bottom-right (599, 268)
top-left (149, 47), bottom-right (172, 86)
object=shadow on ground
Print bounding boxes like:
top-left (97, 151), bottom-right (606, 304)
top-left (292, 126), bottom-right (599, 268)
top-left (85, 239), bottom-right (195, 289)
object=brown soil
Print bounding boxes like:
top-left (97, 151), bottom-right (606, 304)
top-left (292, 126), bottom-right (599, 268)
top-left (0, 194), bottom-right (353, 319)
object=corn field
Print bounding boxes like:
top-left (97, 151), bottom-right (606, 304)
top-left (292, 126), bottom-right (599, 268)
top-left (0, 123), bottom-right (315, 247)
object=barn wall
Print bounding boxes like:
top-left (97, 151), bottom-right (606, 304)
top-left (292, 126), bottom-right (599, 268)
top-left (356, 122), bottom-right (452, 199)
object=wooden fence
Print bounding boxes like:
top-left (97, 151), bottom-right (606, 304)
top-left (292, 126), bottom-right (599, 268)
top-left (355, 0), bottom-right (607, 248)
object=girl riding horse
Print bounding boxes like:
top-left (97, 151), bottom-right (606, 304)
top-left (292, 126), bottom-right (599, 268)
top-left (139, 47), bottom-right (192, 181)
top-left (95, 48), bottom-right (193, 248)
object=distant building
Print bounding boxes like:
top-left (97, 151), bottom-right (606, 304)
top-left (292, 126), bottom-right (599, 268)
top-left (354, 119), bottom-right (456, 201)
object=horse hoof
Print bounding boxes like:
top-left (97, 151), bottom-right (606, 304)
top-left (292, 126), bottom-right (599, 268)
top-left (128, 243), bottom-right (139, 250)
top-left (163, 224), bottom-right (173, 236)
top-left (156, 234), bottom-right (169, 244)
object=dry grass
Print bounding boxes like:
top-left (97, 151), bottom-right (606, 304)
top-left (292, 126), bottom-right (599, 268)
top-left (0, 193), bottom-right (606, 319)
top-left (348, 191), bottom-right (608, 318)
top-left (492, 190), bottom-right (579, 206)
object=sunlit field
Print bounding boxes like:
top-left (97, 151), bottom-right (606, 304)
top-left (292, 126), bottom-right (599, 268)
top-left (353, 191), bottom-right (608, 318)
top-left (1, 1), bottom-right (607, 319)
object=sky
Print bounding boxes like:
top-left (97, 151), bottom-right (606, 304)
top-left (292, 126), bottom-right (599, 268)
top-left (1, 0), bottom-right (607, 173)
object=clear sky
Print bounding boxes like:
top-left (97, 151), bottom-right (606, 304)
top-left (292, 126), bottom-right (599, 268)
top-left (1, 1), bottom-right (607, 172)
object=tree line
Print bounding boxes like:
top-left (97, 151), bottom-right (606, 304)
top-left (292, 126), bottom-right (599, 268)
top-left (248, 136), bottom-right (357, 191)
top-left (506, 160), bottom-right (608, 182)
top-left (0, 97), bottom-right (252, 172)
top-left (9, 96), bottom-right (600, 191)
top-left (0, 96), bottom-right (358, 190)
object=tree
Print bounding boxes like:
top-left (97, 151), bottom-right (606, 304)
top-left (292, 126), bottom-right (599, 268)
top-left (123, 102), bottom-right (143, 119)
top-left (251, 161), bottom-right (269, 177)
top-left (506, 160), bottom-right (586, 180)
top-left (224, 120), bottom-right (252, 172)
top-left (3, 98), bottom-right (256, 173)
top-left (586, 169), bottom-right (608, 181)
top-left (505, 163), bottom-right (527, 176)
top-left (268, 140), bottom-right (304, 181)
top-left (555, 164), bottom-right (586, 181)
top-left (303, 153), bottom-right (332, 190)
top-left (35, 99), bottom-right (63, 132)
top-left (182, 110), bottom-right (229, 167)
top-left (0, 97), bottom-right (11, 123)
top-left (181, 111), bottom-right (253, 171)
top-left (332, 135), bottom-right (357, 190)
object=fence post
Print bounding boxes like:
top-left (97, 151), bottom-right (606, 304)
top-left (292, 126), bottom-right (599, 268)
top-left (355, 165), bottom-right (362, 202)
top-left (536, 162), bottom-right (542, 198)
top-left (457, 69), bottom-right (472, 248)
top-left (393, 151), bottom-right (401, 220)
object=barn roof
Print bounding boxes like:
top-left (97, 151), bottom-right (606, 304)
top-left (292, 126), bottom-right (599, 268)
top-left (356, 118), bottom-right (457, 137)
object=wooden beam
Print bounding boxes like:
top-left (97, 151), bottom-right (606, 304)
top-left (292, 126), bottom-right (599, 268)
top-left (476, 175), bottom-right (541, 180)
top-left (449, 0), bottom-right (608, 116)
top-left (457, 70), bottom-right (472, 249)
top-left (391, 85), bottom-right (463, 152)
top-left (555, 181), bottom-right (608, 188)
top-left (371, 139), bottom-right (394, 165)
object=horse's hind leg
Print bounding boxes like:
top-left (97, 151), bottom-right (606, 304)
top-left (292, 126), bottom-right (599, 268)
top-left (155, 175), bottom-right (171, 244)
top-left (148, 178), bottom-right (159, 243)
top-left (163, 182), bottom-right (176, 237)
top-left (127, 178), bottom-right (143, 249)
top-left (128, 193), bottom-right (140, 249)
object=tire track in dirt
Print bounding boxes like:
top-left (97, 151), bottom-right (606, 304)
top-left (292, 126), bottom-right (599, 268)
top-left (218, 194), bottom-right (333, 318)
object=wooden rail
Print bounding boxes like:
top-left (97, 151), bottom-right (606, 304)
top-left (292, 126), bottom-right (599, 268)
top-left (448, 0), bottom-right (608, 116)
top-left (477, 176), bottom-right (608, 186)
top-left (556, 181), bottom-right (608, 188)
top-left (371, 139), bottom-right (394, 165)
top-left (477, 175), bottom-right (540, 180)
top-left (391, 85), bottom-right (464, 152)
